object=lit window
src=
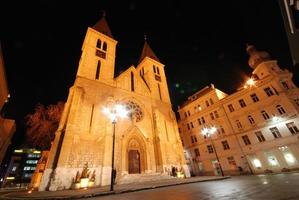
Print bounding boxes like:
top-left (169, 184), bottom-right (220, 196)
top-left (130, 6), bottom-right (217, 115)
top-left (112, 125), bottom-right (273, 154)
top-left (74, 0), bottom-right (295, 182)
top-left (284, 153), bottom-right (297, 166)
top-left (268, 156), bottom-right (279, 166)
top-left (286, 122), bottom-right (299, 135)
top-left (252, 159), bottom-right (262, 168)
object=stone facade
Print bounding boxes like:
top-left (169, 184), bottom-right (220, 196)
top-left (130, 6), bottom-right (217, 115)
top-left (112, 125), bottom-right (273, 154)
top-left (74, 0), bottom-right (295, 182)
top-left (0, 44), bottom-right (15, 165)
top-left (39, 16), bottom-right (189, 191)
top-left (178, 45), bottom-right (299, 176)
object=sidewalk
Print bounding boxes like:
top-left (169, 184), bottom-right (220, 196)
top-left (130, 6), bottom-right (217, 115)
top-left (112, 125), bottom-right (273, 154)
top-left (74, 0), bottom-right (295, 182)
top-left (1, 176), bottom-right (230, 200)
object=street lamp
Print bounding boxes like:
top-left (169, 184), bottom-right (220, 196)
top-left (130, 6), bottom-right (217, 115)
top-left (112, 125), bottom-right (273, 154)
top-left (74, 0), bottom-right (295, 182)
top-left (102, 103), bottom-right (129, 191)
top-left (202, 126), bottom-right (224, 176)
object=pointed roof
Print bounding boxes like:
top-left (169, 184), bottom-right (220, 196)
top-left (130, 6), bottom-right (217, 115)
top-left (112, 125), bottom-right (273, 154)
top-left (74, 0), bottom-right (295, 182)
top-left (138, 37), bottom-right (160, 64)
top-left (93, 15), bottom-right (113, 38)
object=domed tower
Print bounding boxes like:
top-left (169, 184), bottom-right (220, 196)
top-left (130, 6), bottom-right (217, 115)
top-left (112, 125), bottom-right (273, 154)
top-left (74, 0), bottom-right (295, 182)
top-left (246, 44), bottom-right (271, 69)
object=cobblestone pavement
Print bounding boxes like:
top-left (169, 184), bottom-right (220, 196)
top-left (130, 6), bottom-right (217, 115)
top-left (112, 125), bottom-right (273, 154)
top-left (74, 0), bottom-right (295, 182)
top-left (86, 173), bottom-right (299, 200)
top-left (1, 176), bottom-right (228, 199)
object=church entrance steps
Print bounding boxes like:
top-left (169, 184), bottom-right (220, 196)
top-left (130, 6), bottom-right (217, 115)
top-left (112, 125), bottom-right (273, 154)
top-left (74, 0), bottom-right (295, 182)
top-left (117, 173), bottom-right (176, 185)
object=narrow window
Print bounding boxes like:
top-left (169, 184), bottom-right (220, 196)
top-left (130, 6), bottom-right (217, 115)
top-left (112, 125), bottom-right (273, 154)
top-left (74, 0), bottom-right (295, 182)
top-left (194, 148), bottom-right (200, 157)
top-left (187, 123), bottom-right (190, 130)
top-left (214, 111), bottom-right (219, 118)
top-left (242, 135), bottom-right (251, 145)
top-left (164, 121), bottom-right (169, 141)
top-left (95, 60), bottom-right (101, 79)
top-left (156, 67), bottom-right (160, 75)
top-left (281, 81), bottom-right (289, 90)
top-left (153, 65), bottom-right (156, 73)
top-left (131, 72), bottom-right (134, 91)
top-left (201, 117), bottom-right (205, 124)
top-left (193, 135), bottom-right (197, 142)
top-left (197, 118), bottom-right (202, 125)
top-left (97, 39), bottom-right (102, 49)
top-left (222, 140), bottom-right (230, 150)
top-left (264, 87), bottom-right (274, 96)
top-left (286, 122), bottom-right (299, 135)
top-left (255, 131), bottom-right (266, 142)
top-left (276, 105), bottom-right (286, 115)
top-left (103, 42), bottom-right (107, 51)
top-left (190, 122), bottom-right (194, 128)
top-left (191, 136), bottom-right (194, 143)
top-left (236, 120), bottom-right (242, 129)
top-left (207, 145), bottom-right (214, 153)
top-left (209, 98), bottom-right (214, 105)
top-left (261, 110), bottom-right (270, 120)
top-left (248, 115), bottom-right (255, 124)
top-left (270, 127), bottom-right (282, 138)
top-left (239, 99), bottom-right (246, 108)
top-left (228, 104), bottom-right (234, 112)
top-left (210, 112), bottom-right (215, 120)
top-left (184, 112), bottom-right (187, 118)
top-left (187, 111), bottom-right (191, 116)
top-left (206, 100), bottom-right (210, 107)
top-left (158, 84), bottom-right (162, 100)
top-left (250, 93), bottom-right (259, 102)
top-left (89, 104), bottom-right (94, 132)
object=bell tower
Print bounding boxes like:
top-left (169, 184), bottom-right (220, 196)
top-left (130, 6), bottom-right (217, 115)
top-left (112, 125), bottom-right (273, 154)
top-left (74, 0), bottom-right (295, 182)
top-left (137, 37), bottom-right (171, 103)
top-left (77, 14), bottom-right (117, 84)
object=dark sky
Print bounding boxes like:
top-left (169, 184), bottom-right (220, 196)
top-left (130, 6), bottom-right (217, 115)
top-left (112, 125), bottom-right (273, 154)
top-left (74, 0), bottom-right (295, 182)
top-left (1, 0), bottom-right (298, 148)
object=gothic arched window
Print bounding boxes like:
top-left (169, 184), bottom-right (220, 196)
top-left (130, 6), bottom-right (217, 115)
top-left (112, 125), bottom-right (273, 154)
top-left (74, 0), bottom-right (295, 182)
top-left (103, 42), bottom-right (107, 51)
top-left (97, 39), bottom-right (102, 49)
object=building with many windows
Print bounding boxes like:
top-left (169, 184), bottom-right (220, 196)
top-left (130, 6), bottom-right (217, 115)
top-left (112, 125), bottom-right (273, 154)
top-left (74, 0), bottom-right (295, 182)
top-left (1, 149), bottom-right (41, 188)
top-left (178, 45), bottom-right (299, 176)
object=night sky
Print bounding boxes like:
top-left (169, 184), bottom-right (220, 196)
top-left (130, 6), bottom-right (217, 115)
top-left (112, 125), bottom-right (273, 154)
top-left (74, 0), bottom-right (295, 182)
top-left (1, 0), bottom-right (298, 149)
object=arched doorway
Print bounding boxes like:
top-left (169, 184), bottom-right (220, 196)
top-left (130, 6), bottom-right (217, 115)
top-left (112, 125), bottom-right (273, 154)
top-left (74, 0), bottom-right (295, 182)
top-left (128, 150), bottom-right (140, 174)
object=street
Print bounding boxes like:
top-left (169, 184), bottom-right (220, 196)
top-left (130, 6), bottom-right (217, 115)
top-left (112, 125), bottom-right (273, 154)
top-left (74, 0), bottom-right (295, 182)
top-left (86, 173), bottom-right (299, 200)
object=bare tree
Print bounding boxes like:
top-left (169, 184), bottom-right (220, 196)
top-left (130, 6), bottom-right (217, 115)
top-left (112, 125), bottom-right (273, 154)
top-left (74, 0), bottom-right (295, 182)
top-left (25, 101), bottom-right (64, 150)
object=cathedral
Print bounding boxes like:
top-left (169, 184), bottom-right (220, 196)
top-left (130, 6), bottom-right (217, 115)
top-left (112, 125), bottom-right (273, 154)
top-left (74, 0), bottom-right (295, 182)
top-left (39, 16), bottom-right (190, 191)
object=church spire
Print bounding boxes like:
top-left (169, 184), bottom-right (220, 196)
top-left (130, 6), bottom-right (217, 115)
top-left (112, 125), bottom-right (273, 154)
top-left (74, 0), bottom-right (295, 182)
top-left (93, 11), bottom-right (113, 38)
top-left (138, 36), bottom-right (160, 64)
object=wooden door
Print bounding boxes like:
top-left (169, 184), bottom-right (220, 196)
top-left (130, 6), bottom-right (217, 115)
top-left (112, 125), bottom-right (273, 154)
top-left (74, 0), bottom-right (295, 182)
top-left (128, 150), bottom-right (140, 174)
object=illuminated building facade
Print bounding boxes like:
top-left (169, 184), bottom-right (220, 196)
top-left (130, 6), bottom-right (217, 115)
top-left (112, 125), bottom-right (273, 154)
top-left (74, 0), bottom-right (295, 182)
top-left (2, 149), bottom-right (41, 188)
top-left (178, 45), bottom-right (299, 175)
top-left (39, 16), bottom-right (189, 191)
top-left (0, 44), bottom-right (15, 165)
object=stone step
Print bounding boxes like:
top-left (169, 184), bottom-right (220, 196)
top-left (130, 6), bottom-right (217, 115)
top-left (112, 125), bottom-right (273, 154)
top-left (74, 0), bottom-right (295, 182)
top-left (117, 173), bottom-right (175, 185)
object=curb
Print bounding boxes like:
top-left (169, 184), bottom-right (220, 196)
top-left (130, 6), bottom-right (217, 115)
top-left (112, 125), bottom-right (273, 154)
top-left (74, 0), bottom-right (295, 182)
top-left (1, 177), bottom-right (231, 200)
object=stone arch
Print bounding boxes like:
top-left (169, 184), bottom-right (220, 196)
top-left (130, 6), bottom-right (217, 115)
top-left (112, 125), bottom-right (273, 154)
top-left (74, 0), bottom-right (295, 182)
top-left (121, 126), bottom-right (148, 174)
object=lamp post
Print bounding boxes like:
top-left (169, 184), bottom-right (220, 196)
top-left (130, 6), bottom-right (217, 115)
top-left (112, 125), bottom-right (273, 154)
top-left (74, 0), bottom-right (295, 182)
top-left (202, 126), bottom-right (224, 176)
top-left (102, 103), bottom-right (128, 191)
